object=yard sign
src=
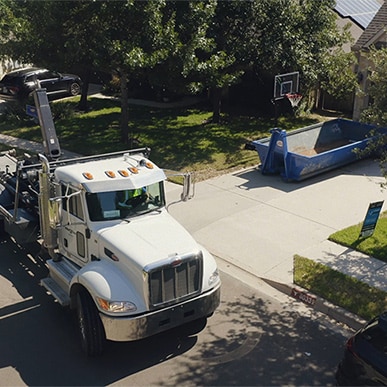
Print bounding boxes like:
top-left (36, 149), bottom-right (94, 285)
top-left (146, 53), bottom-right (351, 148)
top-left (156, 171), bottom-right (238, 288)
top-left (360, 201), bottom-right (384, 238)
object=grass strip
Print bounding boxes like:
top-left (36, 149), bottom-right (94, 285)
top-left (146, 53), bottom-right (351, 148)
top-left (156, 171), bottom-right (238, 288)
top-left (328, 216), bottom-right (387, 263)
top-left (293, 254), bottom-right (387, 321)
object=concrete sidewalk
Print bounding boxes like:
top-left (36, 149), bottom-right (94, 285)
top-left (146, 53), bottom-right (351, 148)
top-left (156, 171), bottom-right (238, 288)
top-left (0, 133), bottom-right (80, 159)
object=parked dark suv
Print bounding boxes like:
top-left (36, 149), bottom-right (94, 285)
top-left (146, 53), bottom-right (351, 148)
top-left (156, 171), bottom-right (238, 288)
top-left (336, 312), bottom-right (387, 385)
top-left (0, 67), bottom-right (82, 101)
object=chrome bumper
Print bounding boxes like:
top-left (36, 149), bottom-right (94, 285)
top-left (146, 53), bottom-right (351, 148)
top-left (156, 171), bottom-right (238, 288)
top-left (100, 284), bottom-right (221, 342)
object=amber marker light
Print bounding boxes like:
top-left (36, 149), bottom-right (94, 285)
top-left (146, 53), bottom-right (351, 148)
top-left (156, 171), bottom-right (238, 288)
top-left (118, 169), bottom-right (129, 177)
top-left (105, 170), bottom-right (116, 178)
top-left (140, 159), bottom-right (154, 169)
top-left (128, 167), bottom-right (139, 174)
top-left (82, 172), bottom-right (94, 180)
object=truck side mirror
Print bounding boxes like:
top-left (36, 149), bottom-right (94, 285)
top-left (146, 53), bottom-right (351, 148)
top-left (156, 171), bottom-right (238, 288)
top-left (181, 173), bottom-right (194, 201)
top-left (49, 197), bottom-right (62, 229)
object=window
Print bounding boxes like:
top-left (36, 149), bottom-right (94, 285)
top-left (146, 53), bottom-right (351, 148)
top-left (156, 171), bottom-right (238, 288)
top-left (62, 185), bottom-right (84, 220)
top-left (86, 182), bottom-right (165, 221)
top-left (38, 71), bottom-right (57, 80)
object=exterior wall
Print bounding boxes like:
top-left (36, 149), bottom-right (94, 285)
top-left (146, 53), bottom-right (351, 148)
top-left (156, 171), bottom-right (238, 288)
top-left (335, 16), bottom-right (363, 54)
top-left (325, 14), bottom-right (363, 114)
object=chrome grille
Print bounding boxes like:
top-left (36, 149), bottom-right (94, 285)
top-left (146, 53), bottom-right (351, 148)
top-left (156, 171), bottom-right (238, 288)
top-left (147, 252), bottom-right (202, 308)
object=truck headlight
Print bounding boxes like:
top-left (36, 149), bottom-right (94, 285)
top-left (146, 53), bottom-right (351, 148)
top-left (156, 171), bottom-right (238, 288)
top-left (208, 268), bottom-right (220, 286)
top-left (96, 297), bottom-right (137, 313)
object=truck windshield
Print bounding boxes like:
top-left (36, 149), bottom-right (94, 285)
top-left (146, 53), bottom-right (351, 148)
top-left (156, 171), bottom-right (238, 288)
top-left (85, 181), bottom-right (165, 221)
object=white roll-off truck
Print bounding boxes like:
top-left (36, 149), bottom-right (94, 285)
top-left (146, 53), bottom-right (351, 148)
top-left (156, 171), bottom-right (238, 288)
top-left (0, 88), bottom-right (221, 355)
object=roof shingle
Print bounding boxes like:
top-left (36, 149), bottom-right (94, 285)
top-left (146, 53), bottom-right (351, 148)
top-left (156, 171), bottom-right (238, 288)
top-left (353, 1), bottom-right (387, 50)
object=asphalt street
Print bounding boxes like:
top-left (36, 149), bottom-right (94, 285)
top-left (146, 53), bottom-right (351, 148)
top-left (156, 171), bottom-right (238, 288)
top-left (0, 236), bottom-right (352, 386)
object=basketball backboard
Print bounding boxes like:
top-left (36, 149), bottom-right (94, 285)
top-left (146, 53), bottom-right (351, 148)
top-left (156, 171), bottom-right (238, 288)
top-left (273, 71), bottom-right (299, 100)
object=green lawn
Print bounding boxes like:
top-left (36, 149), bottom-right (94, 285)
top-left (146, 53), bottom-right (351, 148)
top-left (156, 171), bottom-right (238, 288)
top-left (328, 214), bottom-right (387, 263)
top-left (0, 96), bottom-right (327, 180)
top-left (294, 255), bottom-right (387, 321)
top-left (294, 213), bottom-right (387, 321)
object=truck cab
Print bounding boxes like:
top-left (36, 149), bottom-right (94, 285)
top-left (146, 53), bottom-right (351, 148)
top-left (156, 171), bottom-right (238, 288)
top-left (38, 150), bottom-right (221, 356)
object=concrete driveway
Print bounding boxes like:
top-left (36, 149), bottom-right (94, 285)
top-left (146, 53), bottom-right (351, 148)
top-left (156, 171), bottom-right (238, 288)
top-left (166, 159), bottom-right (387, 285)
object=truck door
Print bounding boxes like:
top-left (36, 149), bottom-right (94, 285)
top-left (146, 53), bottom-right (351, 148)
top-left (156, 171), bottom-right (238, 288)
top-left (59, 185), bottom-right (89, 265)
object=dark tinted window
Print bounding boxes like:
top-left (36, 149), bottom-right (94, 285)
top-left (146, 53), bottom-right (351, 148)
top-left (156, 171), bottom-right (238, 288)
top-left (25, 75), bottom-right (37, 83)
top-left (1, 74), bottom-right (23, 85)
top-left (361, 323), bottom-right (387, 352)
top-left (37, 71), bottom-right (57, 80)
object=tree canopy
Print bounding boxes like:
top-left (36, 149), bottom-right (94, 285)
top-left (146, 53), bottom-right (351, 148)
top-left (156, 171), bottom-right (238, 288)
top-left (355, 48), bottom-right (387, 185)
top-left (360, 48), bottom-right (387, 127)
top-left (0, 0), bottom-right (355, 130)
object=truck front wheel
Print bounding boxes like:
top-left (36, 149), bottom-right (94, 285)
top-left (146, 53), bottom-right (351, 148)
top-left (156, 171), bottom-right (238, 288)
top-left (76, 290), bottom-right (106, 356)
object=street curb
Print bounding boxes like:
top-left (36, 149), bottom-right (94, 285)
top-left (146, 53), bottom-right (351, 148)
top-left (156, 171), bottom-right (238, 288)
top-left (215, 255), bottom-right (365, 331)
top-left (261, 278), bottom-right (366, 331)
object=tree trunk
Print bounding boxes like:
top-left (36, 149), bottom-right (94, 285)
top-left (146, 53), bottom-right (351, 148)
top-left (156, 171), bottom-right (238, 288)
top-left (78, 68), bottom-right (91, 112)
top-left (120, 71), bottom-right (129, 145)
top-left (212, 86), bottom-right (222, 123)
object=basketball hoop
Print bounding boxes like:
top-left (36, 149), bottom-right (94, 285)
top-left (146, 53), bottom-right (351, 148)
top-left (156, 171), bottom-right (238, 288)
top-left (285, 92), bottom-right (302, 108)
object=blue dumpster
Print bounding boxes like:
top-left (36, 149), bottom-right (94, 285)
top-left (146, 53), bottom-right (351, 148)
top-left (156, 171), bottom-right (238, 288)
top-left (245, 119), bottom-right (387, 182)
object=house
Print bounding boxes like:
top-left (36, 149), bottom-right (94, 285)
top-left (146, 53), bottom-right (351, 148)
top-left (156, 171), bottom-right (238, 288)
top-left (351, 1), bottom-right (387, 120)
top-left (335, 0), bottom-right (382, 52)
top-left (326, 0), bottom-right (382, 113)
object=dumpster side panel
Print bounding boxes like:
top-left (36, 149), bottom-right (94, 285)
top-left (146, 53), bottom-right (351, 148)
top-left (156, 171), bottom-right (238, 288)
top-left (283, 140), bottom-right (370, 181)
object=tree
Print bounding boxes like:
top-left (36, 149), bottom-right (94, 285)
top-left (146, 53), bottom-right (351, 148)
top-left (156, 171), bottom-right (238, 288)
top-left (60, 1), bottom-right (116, 111)
top-left (0, 1), bottom-right (88, 104)
top-left (61, 0), bottom-right (216, 142)
top-left (356, 48), bottom-right (387, 184)
top-left (0, 0), bottom-right (16, 50)
top-left (184, 0), bottom-right (264, 123)
top-left (1, 1), bottom-right (174, 142)
top-left (144, 1), bottom-right (216, 100)
top-left (1, 0), bottom-right (355, 131)
top-left (255, 0), bottom-right (354, 110)
top-left (318, 47), bottom-right (358, 109)
top-left (1, 1), bottom-right (113, 111)
top-left (360, 48), bottom-right (387, 127)
top-left (177, 0), bottom-right (353, 121)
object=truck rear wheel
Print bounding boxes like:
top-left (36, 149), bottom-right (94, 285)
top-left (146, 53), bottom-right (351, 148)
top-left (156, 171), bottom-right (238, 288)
top-left (76, 290), bottom-right (106, 356)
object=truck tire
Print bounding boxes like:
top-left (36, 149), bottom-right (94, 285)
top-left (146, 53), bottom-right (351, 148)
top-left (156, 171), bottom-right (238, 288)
top-left (76, 290), bottom-right (106, 356)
